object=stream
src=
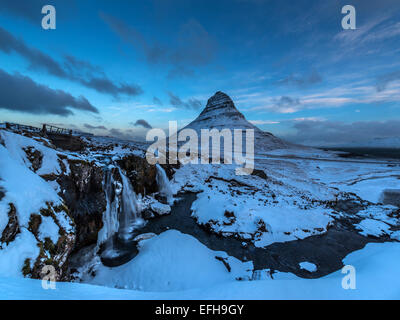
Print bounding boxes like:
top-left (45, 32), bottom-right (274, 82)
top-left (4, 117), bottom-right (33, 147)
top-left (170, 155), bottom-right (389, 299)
top-left (98, 192), bottom-right (381, 279)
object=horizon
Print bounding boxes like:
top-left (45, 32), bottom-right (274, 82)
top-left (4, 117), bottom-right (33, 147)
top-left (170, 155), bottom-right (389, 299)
top-left (0, 0), bottom-right (400, 147)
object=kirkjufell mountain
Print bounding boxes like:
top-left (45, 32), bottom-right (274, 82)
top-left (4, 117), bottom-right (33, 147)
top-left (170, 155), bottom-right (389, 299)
top-left (182, 91), bottom-right (292, 151)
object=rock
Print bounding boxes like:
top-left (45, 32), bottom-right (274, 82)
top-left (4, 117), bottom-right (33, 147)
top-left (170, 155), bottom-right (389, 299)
top-left (0, 203), bottom-right (20, 245)
top-left (252, 169), bottom-right (268, 180)
top-left (150, 202), bottom-right (171, 216)
top-left (117, 155), bottom-right (158, 196)
top-left (47, 134), bottom-right (87, 152)
top-left (28, 214), bottom-right (42, 237)
top-left (331, 199), bottom-right (365, 215)
top-left (215, 256), bottom-right (231, 272)
top-left (381, 189), bottom-right (400, 207)
top-left (57, 159), bottom-right (106, 250)
top-left (142, 209), bottom-right (155, 220)
top-left (23, 147), bottom-right (43, 172)
top-left (133, 233), bottom-right (157, 243)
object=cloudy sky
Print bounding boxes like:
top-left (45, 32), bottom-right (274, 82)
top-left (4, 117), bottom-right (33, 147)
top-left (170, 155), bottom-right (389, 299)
top-left (0, 0), bottom-right (400, 145)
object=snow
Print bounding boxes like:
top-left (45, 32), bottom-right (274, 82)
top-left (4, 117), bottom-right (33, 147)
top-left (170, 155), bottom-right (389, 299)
top-left (299, 262), bottom-right (317, 272)
top-left (343, 176), bottom-right (400, 203)
top-left (0, 229), bottom-right (39, 278)
top-left (38, 216), bottom-right (60, 243)
top-left (150, 202), bottom-right (171, 216)
top-left (1, 242), bottom-right (400, 299)
top-left (0, 130), bottom-right (61, 176)
top-left (170, 162), bottom-right (335, 247)
top-left (0, 140), bottom-right (60, 227)
top-left (355, 219), bottom-right (391, 237)
top-left (1, 124), bottom-right (400, 299)
top-left (0, 130), bottom-right (74, 277)
top-left (85, 230), bottom-right (253, 292)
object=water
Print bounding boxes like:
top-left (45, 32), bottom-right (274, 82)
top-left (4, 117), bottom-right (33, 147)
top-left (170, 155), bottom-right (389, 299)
top-left (118, 167), bottom-right (145, 240)
top-left (100, 193), bottom-right (381, 278)
top-left (98, 167), bottom-right (121, 259)
top-left (98, 168), bottom-right (120, 245)
top-left (323, 147), bottom-right (400, 160)
top-left (156, 164), bottom-right (173, 204)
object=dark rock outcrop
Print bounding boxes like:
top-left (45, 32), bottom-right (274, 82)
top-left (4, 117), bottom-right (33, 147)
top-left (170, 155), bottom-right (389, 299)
top-left (0, 203), bottom-right (20, 245)
top-left (117, 155), bottom-right (158, 196)
top-left (27, 204), bottom-right (76, 281)
top-left (0, 187), bottom-right (4, 201)
top-left (57, 160), bottom-right (106, 250)
top-left (23, 147), bottom-right (43, 172)
top-left (381, 189), bottom-right (400, 207)
top-left (47, 134), bottom-right (86, 152)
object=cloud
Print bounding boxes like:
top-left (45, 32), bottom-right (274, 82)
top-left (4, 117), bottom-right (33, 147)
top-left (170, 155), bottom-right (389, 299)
top-left (334, 16), bottom-right (400, 46)
top-left (376, 70), bottom-right (400, 91)
top-left (271, 96), bottom-right (301, 113)
top-left (249, 120), bottom-right (280, 125)
top-left (283, 119), bottom-right (400, 146)
top-left (0, 27), bottom-right (67, 78)
top-left (0, 68), bottom-right (98, 116)
top-left (131, 119), bottom-right (152, 129)
top-left (153, 96), bottom-right (163, 105)
top-left (107, 128), bottom-right (145, 142)
top-left (0, 0), bottom-right (78, 23)
top-left (79, 77), bottom-right (143, 97)
top-left (277, 71), bottom-right (322, 88)
top-left (64, 55), bottom-right (105, 77)
top-left (246, 80), bottom-right (400, 114)
top-left (168, 92), bottom-right (202, 110)
top-left (0, 0), bottom-right (44, 22)
top-left (0, 27), bottom-right (143, 98)
top-left (100, 13), bottom-right (216, 79)
top-left (84, 124), bottom-right (107, 130)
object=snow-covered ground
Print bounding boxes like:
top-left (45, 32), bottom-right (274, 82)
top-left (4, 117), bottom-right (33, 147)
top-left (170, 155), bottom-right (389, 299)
top-left (0, 130), bottom-right (74, 278)
top-left (1, 241), bottom-right (399, 300)
top-left (1, 126), bottom-right (400, 300)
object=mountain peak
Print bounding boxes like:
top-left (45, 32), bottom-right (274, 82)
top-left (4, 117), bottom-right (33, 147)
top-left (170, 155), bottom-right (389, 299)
top-left (197, 91), bottom-right (246, 122)
top-left (182, 91), bottom-right (292, 151)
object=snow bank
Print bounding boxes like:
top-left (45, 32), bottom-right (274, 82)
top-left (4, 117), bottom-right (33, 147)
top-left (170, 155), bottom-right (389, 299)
top-left (1, 242), bottom-right (399, 299)
top-left (87, 230), bottom-right (253, 292)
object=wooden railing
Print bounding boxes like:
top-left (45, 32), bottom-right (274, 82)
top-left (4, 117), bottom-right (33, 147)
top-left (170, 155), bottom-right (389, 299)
top-left (5, 122), bottom-right (75, 136)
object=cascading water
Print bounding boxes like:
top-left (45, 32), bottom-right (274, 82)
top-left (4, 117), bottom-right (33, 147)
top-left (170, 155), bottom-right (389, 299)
top-left (98, 166), bottom-right (122, 258)
top-left (118, 168), bottom-right (145, 240)
top-left (98, 168), bottom-right (120, 244)
top-left (156, 164), bottom-right (173, 204)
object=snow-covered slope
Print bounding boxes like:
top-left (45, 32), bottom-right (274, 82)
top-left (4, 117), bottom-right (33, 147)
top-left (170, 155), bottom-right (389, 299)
top-left (182, 91), bottom-right (293, 152)
top-left (0, 130), bottom-right (75, 279)
top-left (1, 242), bottom-right (400, 300)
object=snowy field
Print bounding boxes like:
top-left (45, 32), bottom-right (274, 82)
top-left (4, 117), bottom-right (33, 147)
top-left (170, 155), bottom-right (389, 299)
top-left (0, 241), bottom-right (399, 300)
top-left (0, 128), bottom-right (399, 300)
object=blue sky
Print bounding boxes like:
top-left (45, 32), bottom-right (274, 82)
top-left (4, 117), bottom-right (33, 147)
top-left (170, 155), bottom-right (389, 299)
top-left (0, 0), bottom-right (400, 145)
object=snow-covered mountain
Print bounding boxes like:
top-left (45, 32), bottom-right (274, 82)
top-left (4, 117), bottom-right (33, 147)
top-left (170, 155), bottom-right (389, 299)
top-left (182, 91), bottom-right (292, 152)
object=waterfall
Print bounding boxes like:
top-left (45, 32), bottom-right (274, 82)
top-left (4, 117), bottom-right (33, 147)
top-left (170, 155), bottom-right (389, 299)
top-left (156, 164), bottom-right (173, 204)
top-left (118, 168), bottom-right (145, 240)
top-left (98, 168), bottom-right (120, 245)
